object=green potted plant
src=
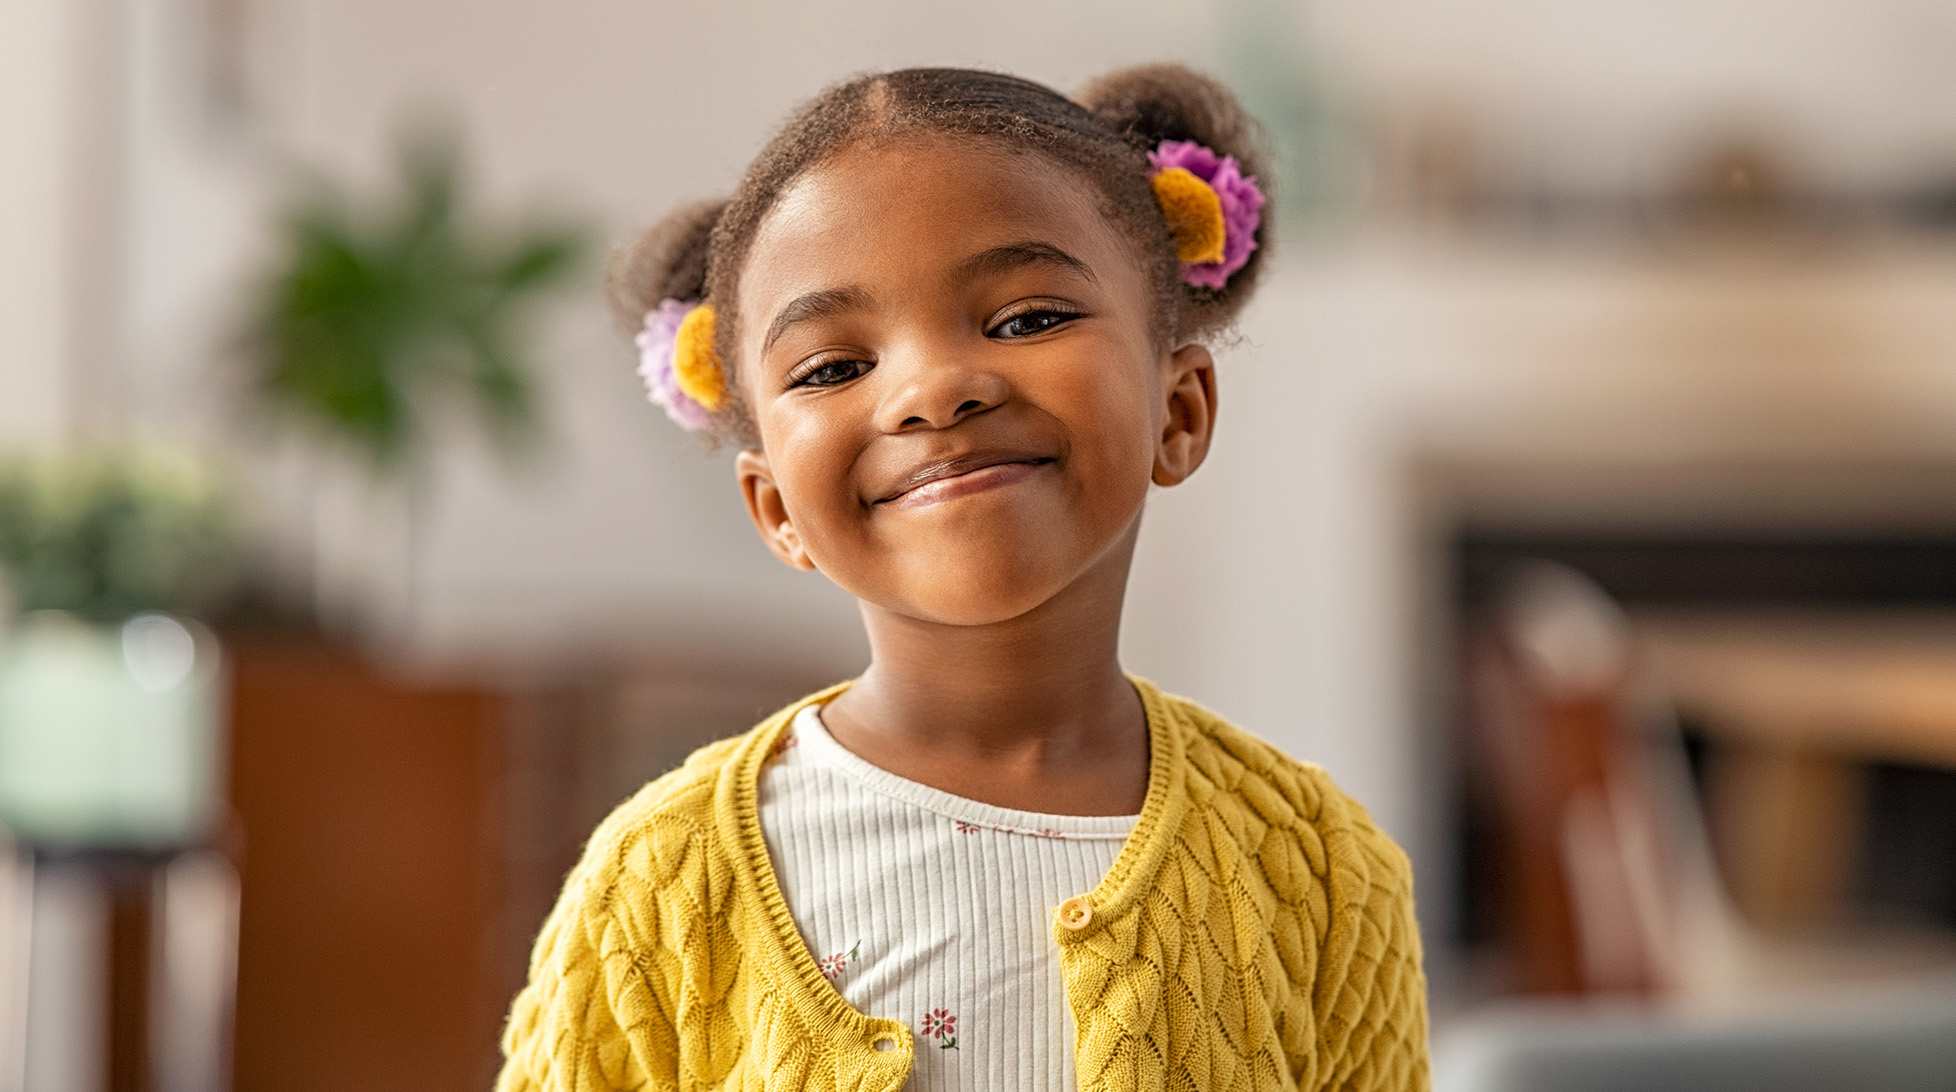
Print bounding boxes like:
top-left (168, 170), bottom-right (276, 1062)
top-left (238, 125), bottom-right (589, 638)
top-left (0, 447), bottom-right (243, 848)
top-left (245, 128), bottom-right (587, 471)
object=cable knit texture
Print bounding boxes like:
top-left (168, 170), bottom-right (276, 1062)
top-left (497, 678), bottom-right (1430, 1092)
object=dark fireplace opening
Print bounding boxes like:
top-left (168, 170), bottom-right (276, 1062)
top-left (1448, 528), bottom-right (1956, 992)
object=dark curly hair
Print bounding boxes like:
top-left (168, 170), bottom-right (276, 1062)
top-left (608, 63), bottom-right (1271, 447)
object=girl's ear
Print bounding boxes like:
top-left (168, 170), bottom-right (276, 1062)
top-left (736, 449), bottom-right (818, 571)
top-left (1152, 342), bottom-right (1217, 487)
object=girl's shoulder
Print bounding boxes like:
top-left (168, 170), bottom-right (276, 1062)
top-left (1148, 683), bottom-right (1412, 881)
top-left (552, 731), bottom-right (752, 916)
top-left (563, 686), bottom-right (840, 903)
top-left (591, 732), bottom-right (750, 845)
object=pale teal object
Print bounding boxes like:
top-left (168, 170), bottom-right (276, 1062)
top-left (0, 612), bottom-right (225, 848)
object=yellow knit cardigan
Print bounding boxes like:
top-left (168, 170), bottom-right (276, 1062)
top-left (497, 678), bottom-right (1430, 1092)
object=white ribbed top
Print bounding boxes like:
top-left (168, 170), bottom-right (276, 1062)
top-left (756, 704), bottom-right (1135, 1092)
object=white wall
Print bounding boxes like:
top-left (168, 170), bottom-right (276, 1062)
top-left (0, 0), bottom-right (99, 441)
top-left (1309, 0), bottom-right (1956, 192)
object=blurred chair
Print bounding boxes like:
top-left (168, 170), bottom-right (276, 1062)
top-left (1464, 562), bottom-right (1682, 995)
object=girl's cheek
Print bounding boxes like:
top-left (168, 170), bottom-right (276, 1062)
top-left (1089, 351), bottom-right (1160, 452)
top-left (778, 417), bottom-right (861, 510)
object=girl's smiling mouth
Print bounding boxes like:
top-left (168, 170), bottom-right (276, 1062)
top-left (875, 451), bottom-right (1057, 509)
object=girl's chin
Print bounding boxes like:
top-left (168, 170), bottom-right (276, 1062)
top-left (856, 577), bottom-right (1076, 629)
top-left (828, 526), bottom-right (1137, 627)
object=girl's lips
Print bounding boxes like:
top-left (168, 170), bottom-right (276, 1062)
top-left (880, 459), bottom-right (1052, 509)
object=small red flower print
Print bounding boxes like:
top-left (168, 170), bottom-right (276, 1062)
top-left (953, 820), bottom-right (982, 835)
top-left (767, 732), bottom-right (799, 760)
top-left (1035, 828), bottom-right (1065, 839)
top-left (920, 1008), bottom-right (958, 1049)
top-left (818, 940), bottom-right (860, 981)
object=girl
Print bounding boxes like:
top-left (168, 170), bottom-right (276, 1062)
top-left (499, 65), bottom-right (1428, 1092)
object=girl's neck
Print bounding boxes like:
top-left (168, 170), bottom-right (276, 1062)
top-left (817, 529), bottom-right (1149, 815)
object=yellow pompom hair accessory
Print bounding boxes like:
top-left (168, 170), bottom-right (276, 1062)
top-left (1150, 167), bottom-right (1228, 265)
top-left (670, 303), bottom-right (728, 412)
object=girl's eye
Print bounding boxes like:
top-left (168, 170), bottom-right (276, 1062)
top-left (789, 358), bottom-right (873, 388)
top-left (991, 308), bottom-right (1078, 339)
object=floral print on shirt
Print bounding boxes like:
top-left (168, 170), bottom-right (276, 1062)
top-left (920, 1007), bottom-right (958, 1050)
top-left (818, 940), bottom-right (860, 981)
top-left (951, 818), bottom-right (1065, 839)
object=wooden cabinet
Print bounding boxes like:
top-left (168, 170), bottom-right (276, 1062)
top-left (227, 641), bottom-right (506, 1092)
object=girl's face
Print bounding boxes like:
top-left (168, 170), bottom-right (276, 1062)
top-left (732, 136), bottom-right (1212, 626)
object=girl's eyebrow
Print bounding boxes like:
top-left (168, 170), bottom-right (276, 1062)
top-left (760, 243), bottom-right (1093, 356)
top-left (958, 241), bottom-right (1097, 285)
top-left (762, 285), bottom-right (874, 355)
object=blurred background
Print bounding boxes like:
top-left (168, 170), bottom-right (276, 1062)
top-left (8, 0), bottom-right (1956, 1089)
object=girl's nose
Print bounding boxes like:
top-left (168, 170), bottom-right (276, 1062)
top-left (874, 347), bottom-right (1010, 432)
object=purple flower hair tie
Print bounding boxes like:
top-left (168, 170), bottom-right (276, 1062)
top-left (1148, 139), bottom-right (1265, 290)
top-left (636, 298), bottom-right (713, 431)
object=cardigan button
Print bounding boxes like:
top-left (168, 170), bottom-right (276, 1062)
top-left (1057, 896), bottom-right (1093, 931)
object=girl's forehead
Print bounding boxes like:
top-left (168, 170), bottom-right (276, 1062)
top-left (740, 138), bottom-right (1124, 292)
